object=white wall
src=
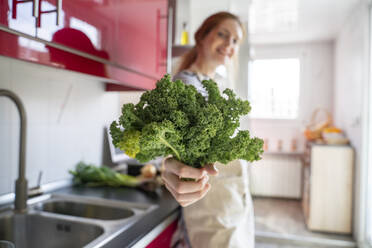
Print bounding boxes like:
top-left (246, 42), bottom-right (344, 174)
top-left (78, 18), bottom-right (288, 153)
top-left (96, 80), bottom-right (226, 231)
top-left (246, 41), bottom-right (334, 153)
top-left (118, 91), bottom-right (143, 107)
top-left (0, 56), bottom-right (120, 195)
top-left (333, 0), bottom-right (370, 243)
top-left (188, 0), bottom-right (230, 46)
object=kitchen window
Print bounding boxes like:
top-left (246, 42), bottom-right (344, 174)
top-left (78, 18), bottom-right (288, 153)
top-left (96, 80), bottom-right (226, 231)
top-left (248, 58), bottom-right (300, 119)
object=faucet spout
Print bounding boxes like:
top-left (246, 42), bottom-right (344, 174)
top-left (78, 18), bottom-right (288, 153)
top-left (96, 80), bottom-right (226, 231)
top-left (0, 89), bottom-right (28, 213)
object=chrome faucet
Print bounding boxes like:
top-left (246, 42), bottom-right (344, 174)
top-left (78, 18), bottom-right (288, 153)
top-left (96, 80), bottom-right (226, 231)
top-left (0, 89), bottom-right (28, 213)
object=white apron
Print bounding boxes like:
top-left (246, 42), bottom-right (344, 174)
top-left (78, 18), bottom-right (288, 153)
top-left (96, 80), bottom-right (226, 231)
top-left (183, 160), bottom-right (255, 248)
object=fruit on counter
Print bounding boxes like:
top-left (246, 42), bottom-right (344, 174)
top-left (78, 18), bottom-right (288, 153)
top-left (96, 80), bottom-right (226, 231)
top-left (69, 162), bottom-right (139, 187)
top-left (322, 127), bottom-right (342, 133)
top-left (110, 74), bottom-right (264, 168)
top-left (141, 164), bottom-right (157, 178)
top-left (321, 126), bottom-right (349, 145)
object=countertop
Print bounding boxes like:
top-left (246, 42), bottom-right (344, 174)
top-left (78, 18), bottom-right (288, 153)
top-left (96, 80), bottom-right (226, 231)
top-left (54, 185), bottom-right (180, 248)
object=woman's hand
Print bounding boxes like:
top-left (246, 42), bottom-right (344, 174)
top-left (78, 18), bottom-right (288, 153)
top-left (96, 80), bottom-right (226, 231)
top-left (161, 157), bottom-right (219, 207)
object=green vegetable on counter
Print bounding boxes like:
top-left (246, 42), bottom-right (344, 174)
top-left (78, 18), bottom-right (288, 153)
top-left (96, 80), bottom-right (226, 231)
top-left (110, 74), bottom-right (264, 168)
top-left (69, 162), bottom-right (139, 187)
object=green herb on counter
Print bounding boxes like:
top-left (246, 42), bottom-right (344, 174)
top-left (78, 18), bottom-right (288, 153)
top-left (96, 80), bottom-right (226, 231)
top-left (69, 162), bottom-right (139, 187)
top-left (110, 74), bottom-right (263, 168)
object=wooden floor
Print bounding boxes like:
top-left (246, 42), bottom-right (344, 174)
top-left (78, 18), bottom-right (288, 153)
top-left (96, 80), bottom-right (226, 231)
top-left (253, 197), bottom-right (357, 248)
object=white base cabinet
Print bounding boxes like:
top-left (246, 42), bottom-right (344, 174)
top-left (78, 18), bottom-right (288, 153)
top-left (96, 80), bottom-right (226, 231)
top-left (302, 144), bottom-right (354, 234)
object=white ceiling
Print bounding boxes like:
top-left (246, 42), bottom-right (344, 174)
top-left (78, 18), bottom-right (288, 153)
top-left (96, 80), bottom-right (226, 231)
top-left (247, 0), bottom-right (361, 44)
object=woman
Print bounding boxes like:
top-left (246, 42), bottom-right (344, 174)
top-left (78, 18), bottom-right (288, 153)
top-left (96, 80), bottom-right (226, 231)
top-left (161, 12), bottom-right (255, 248)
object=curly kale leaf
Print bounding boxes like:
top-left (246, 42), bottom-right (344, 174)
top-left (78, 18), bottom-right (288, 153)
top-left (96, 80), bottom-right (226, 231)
top-left (110, 74), bottom-right (263, 168)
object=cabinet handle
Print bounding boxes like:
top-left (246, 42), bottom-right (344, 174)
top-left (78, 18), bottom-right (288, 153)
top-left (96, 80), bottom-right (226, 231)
top-left (36, 0), bottom-right (62, 27)
top-left (11, 0), bottom-right (39, 19)
top-left (155, 9), bottom-right (161, 73)
top-left (56, 0), bottom-right (62, 26)
top-left (156, 7), bottom-right (172, 74)
top-left (33, 0), bottom-right (39, 18)
top-left (166, 6), bottom-right (173, 74)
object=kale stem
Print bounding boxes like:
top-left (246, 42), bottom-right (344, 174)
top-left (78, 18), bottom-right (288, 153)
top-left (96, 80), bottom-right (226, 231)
top-left (159, 136), bottom-right (181, 161)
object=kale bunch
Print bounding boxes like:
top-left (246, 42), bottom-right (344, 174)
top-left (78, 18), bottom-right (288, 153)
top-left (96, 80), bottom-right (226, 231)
top-left (110, 74), bottom-right (263, 168)
top-left (69, 162), bottom-right (139, 187)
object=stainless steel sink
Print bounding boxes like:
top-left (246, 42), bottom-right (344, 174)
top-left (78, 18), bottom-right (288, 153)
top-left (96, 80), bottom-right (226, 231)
top-left (0, 193), bottom-right (158, 247)
top-left (34, 200), bottom-right (135, 220)
top-left (0, 240), bottom-right (15, 248)
top-left (0, 213), bottom-right (104, 248)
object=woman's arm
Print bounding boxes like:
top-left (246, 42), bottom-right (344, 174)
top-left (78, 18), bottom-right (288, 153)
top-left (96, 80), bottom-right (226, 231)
top-left (161, 157), bottom-right (218, 207)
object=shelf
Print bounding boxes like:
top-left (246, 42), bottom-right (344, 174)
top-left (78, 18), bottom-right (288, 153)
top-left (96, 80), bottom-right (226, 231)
top-left (172, 45), bottom-right (193, 57)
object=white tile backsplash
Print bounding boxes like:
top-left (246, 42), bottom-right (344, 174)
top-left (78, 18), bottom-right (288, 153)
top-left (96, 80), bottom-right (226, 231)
top-left (48, 81), bottom-right (75, 125)
top-left (0, 55), bottom-right (11, 87)
top-left (13, 78), bottom-right (50, 125)
top-left (26, 124), bottom-right (49, 187)
top-left (47, 125), bottom-right (80, 182)
top-left (0, 55), bottom-right (120, 195)
top-left (0, 57), bottom-right (12, 126)
top-left (0, 124), bottom-right (12, 193)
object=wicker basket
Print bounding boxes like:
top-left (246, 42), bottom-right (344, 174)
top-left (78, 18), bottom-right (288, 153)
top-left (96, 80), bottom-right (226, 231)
top-left (304, 108), bottom-right (332, 141)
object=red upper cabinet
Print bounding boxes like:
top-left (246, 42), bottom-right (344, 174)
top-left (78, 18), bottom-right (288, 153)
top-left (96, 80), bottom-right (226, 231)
top-left (35, 0), bottom-right (116, 62)
top-left (33, 0), bottom-right (117, 79)
top-left (0, 0), bottom-right (171, 90)
top-left (115, 0), bottom-right (168, 80)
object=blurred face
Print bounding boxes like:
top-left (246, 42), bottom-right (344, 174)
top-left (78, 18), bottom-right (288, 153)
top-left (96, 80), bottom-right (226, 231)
top-left (199, 18), bottom-right (243, 66)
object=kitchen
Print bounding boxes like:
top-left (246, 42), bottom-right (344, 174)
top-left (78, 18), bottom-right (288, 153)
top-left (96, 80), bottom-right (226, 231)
top-left (0, 0), bottom-right (371, 247)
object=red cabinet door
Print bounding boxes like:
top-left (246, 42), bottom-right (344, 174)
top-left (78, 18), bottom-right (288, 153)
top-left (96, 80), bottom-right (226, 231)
top-left (115, 0), bottom-right (168, 82)
top-left (146, 218), bottom-right (178, 248)
top-left (35, 0), bottom-right (116, 61)
top-left (32, 0), bottom-right (118, 78)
